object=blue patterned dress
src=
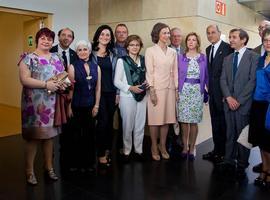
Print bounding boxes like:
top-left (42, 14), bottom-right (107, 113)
top-left (20, 53), bottom-right (65, 139)
top-left (178, 55), bottom-right (204, 123)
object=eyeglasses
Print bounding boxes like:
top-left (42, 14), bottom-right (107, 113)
top-left (129, 44), bottom-right (140, 47)
top-left (263, 39), bottom-right (270, 43)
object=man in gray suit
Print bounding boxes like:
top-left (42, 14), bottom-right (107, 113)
top-left (254, 20), bottom-right (270, 56)
top-left (170, 27), bottom-right (184, 55)
top-left (219, 28), bottom-right (259, 179)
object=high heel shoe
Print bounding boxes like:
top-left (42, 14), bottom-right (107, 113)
top-left (158, 145), bottom-right (170, 160)
top-left (151, 147), bottom-right (160, 161)
top-left (262, 172), bottom-right (270, 189)
top-left (254, 171), bottom-right (266, 187)
top-left (45, 168), bottom-right (58, 181)
top-left (26, 172), bottom-right (37, 185)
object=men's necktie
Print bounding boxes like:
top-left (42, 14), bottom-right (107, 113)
top-left (210, 45), bottom-right (214, 65)
top-left (176, 48), bottom-right (180, 55)
top-left (233, 51), bottom-right (239, 80)
top-left (62, 51), bottom-right (68, 69)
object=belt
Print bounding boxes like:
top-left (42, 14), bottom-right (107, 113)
top-left (184, 78), bottom-right (200, 84)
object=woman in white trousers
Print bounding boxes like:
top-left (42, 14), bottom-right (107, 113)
top-left (114, 35), bottom-right (148, 160)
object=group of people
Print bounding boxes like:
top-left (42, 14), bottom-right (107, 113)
top-left (18, 19), bottom-right (270, 190)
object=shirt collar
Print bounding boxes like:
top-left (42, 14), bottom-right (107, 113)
top-left (213, 39), bottom-right (222, 50)
top-left (235, 46), bottom-right (246, 55)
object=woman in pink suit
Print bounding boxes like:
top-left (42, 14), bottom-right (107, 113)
top-left (145, 23), bottom-right (178, 161)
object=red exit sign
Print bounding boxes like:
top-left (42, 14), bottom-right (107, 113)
top-left (216, 0), bottom-right (226, 16)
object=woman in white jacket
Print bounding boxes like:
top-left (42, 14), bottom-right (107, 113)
top-left (114, 35), bottom-right (148, 161)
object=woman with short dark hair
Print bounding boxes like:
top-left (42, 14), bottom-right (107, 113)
top-left (145, 23), bottom-right (178, 161)
top-left (249, 27), bottom-right (270, 189)
top-left (18, 27), bottom-right (67, 185)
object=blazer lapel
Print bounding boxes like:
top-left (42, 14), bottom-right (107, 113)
top-left (212, 42), bottom-right (224, 65)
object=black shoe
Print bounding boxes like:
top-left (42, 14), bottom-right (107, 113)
top-left (253, 163), bottom-right (263, 173)
top-left (213, 155), bottom-right (224, 164)
top-left (134, 153), bottom-right (145, 162)
top-left (216, 162), bottom-right (236, 175)
top-left (236, 167), bottom-right (246, 180)
top-left (121, 154), bottom-right (130, 163)
top-left (202, 151), bottom-right (215, 161)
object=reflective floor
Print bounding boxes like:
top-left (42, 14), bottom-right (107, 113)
top-left (0, 134), bottom-right (269, 200)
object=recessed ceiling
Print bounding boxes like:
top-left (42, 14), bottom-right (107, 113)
top-left (238, 0), bottom-right (270, 19)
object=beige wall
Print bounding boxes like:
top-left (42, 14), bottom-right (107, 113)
top-left (0, 12), bottom-right (24, 107)
top-left (89, 0), bottom-right (265, 52)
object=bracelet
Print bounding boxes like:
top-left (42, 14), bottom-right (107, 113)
top-left (94, 105), bottom-right (99, 108)
top-left (44, 81), bottom-right (47, 89)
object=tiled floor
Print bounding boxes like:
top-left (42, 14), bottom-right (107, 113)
top-left (0, 134), bottom-right (269, 200)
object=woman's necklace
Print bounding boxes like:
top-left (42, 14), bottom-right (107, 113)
top-left (84, 62), bottom-right (92, 80)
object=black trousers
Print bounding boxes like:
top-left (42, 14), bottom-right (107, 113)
top-left (96, 92), bottom-right (116, 157)
top-left (67, 106), bottom-right (96, 168)
top-left (209, 97), bottom-right (226, 156)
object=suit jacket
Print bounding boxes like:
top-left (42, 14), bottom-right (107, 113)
top-left (206, 41), bottom-right (233, 110)
top-left (220, 49), bottom-right (259, 115)
top-left (145, 44), bottom-right (178, 90)
top-left (50, 45), bottom-right (78, 66)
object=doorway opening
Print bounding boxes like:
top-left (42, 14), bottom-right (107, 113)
top-left (0, 7), bottom-right (52, 137)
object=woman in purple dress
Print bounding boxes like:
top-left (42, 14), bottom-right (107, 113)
top-left (18, 28), bottom-right (67, 185)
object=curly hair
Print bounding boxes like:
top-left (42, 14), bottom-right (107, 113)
top-left (92, 25), bottom-right (115, 54)
top-left (151, 23), bottom-right (170, 44)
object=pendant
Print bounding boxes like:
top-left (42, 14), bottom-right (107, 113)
top-left (86, 76), bottom-right (92, 80)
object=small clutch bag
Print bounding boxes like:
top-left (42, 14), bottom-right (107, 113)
top-left (47, 71), bottom-right (71, 94)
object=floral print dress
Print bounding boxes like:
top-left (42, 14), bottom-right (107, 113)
top-left (178, 55), bottom-right (203, 123)
top-left (20, 53), bottom-right (64, 139)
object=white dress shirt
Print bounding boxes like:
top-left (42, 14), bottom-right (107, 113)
top-left (58, 45), bottom-right (71, 66)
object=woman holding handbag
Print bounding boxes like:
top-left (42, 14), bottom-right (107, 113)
top-left (114, 35), bottom-right (147, 161)
top-left (18, 28), bottom-right (67, 185)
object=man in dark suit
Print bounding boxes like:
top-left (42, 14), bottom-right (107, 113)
top-left (50, 28), bottom-right (78, 173)
top-left (253, 20), bottom-right (270, 56)
top-left (50, 27), bottom-right (78, 68)
top-left (203, 25), bottom-right (233, 163)
top-left (219, 29), bottom-right (259, 179)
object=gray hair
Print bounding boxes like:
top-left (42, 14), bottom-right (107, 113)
top-left (75, 40), bottom-right (92, 52)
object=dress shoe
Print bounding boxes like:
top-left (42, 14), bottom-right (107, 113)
top-left (158, 145), bottom-right (170, 160)
top-left (121, 154), bottom-right (130, 163)
top-left (151, 147), bottom-right (161, 161)
top-left (254, 172), bottom-right (266, 187)
top-left (236, 167), bottom-right (246, 180)
top-left (45, 168), bottom-right (58, 181)
top-left (180, 152), bottom-right (188, 159)
top-left (252, 163), bottom-right (262, 173)
top-left (134, 153), bottom-right (145, 162)
top-left (26, 173), bottom-right (38, 185)
top-left (213, 155), bottom-right (224, 164)
top-left (216, 162), bottom-right (236, 175)
top-left (202, 151), bottom-right (215, 161)
top-left (188, 153), bottom-right (195, 161)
